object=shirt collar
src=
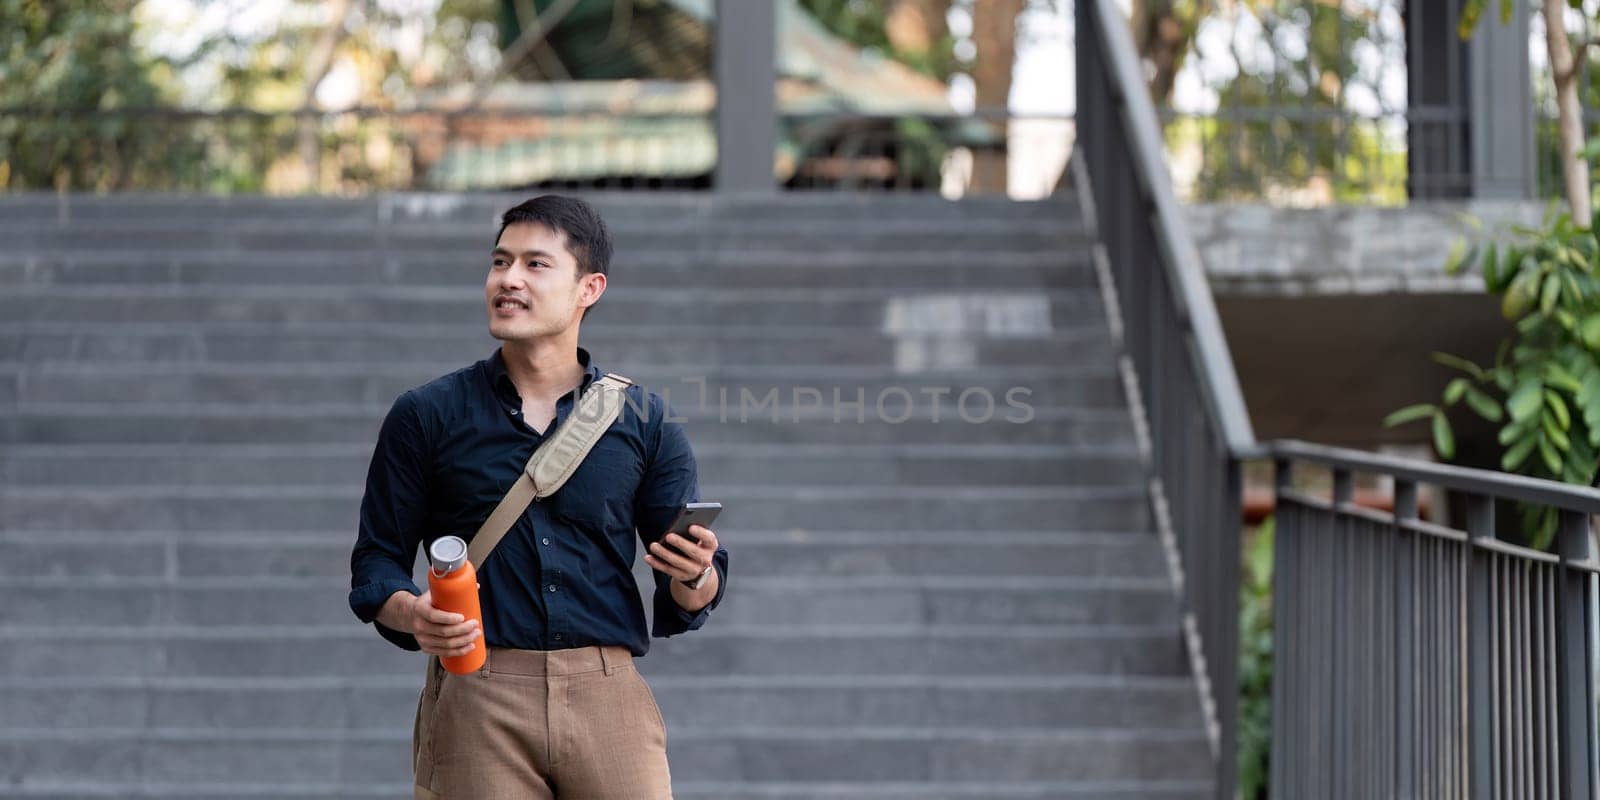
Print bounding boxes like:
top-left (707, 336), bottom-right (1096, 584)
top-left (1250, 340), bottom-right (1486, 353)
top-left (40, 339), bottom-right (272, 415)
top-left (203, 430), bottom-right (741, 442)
top-left (487, 345), bottom-right (602, 404)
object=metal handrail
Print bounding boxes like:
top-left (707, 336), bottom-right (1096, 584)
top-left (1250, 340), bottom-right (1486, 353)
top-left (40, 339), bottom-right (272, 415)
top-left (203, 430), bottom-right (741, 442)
top-left (1270, 439), bottom-right (1600, 514)
top-left (1081, 0), bottom-right (1257, 456)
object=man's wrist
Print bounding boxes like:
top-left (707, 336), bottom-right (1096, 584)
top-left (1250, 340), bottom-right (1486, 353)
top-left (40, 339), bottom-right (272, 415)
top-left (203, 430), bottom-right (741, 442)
top-left (375, 589), bottom-right (417, 633)
top-left (670, 566), bottom-right (718, 613)
top-left (679, 564), bottom-right (714, 590)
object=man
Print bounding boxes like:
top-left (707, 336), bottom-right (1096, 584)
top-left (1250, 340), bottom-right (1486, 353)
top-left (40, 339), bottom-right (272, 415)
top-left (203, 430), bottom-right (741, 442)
top-left (349, 195), bottom-right (729, 798)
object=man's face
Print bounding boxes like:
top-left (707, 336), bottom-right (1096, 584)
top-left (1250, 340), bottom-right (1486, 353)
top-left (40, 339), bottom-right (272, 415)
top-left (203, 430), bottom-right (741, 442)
top-left (486, 222), bottom-right (604, 342)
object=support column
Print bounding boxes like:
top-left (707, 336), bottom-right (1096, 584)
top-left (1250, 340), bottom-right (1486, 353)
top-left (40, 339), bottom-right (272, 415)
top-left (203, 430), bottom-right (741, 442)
top-left (714, 0), bottom-right (777, 194)
top-left (1405, 0), bottom-right (1533, 198)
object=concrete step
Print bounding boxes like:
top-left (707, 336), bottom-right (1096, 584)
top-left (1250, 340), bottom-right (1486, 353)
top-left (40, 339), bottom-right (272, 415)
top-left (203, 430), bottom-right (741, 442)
top-left (0, 192), bottom-right (1079, 227)
top-left (0, 674), bottom-right (1202, 732)
top-left (1, 227), bottom-right (1087, 259)
top-left (654, 727), bottom-right (1214, 783)
top-left (0, 406), bottom-right (1136, 447)
top-left (0, 443), bottom-right (1142, 489)
top-left (671, 781), bottom-right (1212, 799)
top-left (0, 361), bottom-right (1119, 404)
top-left (0, 725), bottom-right (1205, 785)
top-left (0, 286), bottom-right (1100, 328)
top-left (0, 530), bottom-right (1165, 581)
top-left (0, 625), bottom-right (1187, 678)
top-left (0, 322), bottom-right (1115, 367)
top-left (0, 250), bottom-right (1096, 290)
top-left (0, 484), bottom-right (1151, 532)
top-left (0, 574), bottom-right (1175, 628)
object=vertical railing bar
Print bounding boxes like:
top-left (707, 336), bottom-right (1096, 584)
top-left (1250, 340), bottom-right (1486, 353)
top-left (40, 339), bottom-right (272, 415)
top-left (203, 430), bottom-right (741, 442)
top-left (1357, 516), bottom-right (1367, 797)
top-left (1494, 554), bottom-right (1505, 799)
top-left (1512, 557), bottom-right (1522, 799)
top-left (1554, 508), bottom-right (1593, 800)
top-left (1383, 516), bottom-right (1395, 794)
top-left (1523, 561), bottom-right (1535, 800)
top-left (1546, 562), bottom-right (1558, 800)
top-left (1271, 491), bottom-right (1288, 798)
top-left (1518, 559), bottom-right (1530, 800)
top-left (1536, 563), bottom-right (1551, 800)
top-left (1431, 533), bottom-right (1440, 799)
top-left (1331, 505), bottom-right (1346, 800)
top-left (1333, 467), bottom-right (1354, 507)
top-left (1467, 493), bottom-right (1495, 800)
top-left (1396, 480), bottom-right (1418, 796)
top-left (1371, 518), bottom-right (1381, 794)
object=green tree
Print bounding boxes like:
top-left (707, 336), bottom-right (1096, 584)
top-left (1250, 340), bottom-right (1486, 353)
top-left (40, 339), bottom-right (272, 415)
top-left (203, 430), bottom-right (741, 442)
top-left (0, 0), bottom-right (185, 190)
top-left (1171, 0), bottom-right (1404, 204)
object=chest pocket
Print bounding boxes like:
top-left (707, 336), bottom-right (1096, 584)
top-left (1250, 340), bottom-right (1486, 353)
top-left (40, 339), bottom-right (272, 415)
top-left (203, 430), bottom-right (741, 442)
top-left (545, 433), bottom-right (643, 536)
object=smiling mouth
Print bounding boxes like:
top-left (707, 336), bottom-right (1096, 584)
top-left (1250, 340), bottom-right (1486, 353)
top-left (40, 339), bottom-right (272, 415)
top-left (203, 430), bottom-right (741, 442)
top-left (494, 298), bottom-right (529, 312)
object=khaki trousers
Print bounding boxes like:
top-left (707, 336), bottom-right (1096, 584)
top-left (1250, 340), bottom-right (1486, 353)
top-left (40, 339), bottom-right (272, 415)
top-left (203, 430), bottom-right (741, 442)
top-left (412, 645), bottom-right (673, 799)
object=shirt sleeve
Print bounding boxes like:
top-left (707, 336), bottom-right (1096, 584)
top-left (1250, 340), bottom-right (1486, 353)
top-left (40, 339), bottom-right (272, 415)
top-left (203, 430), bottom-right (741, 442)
top-left (349, 390), bottom-right (431, 651)
top-left (634, 393), bottom-right (729, 638)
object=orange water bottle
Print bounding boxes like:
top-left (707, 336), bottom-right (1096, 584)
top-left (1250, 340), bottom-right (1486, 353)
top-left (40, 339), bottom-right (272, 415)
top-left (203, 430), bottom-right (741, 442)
top-left (428, 535), bottom-right (486, 674)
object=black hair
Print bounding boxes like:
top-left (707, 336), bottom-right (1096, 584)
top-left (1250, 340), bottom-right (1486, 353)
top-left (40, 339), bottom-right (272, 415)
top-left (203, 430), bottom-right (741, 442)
top-left (495, 195), bottom-right (612, 277)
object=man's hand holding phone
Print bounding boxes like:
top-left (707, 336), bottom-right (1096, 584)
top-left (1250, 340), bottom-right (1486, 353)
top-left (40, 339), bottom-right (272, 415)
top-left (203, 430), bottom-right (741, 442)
top-left (646, 502), bottom-right (722, 597)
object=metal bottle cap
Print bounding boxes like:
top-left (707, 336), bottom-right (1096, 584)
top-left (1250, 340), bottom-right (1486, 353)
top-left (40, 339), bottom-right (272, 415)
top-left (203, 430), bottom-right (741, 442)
top-left (429, 535), bottom-right (469, 576)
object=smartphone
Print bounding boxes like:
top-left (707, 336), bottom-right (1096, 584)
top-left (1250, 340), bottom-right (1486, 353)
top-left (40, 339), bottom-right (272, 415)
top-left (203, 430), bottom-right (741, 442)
top-left (662, 502), bottom-right (722, 556)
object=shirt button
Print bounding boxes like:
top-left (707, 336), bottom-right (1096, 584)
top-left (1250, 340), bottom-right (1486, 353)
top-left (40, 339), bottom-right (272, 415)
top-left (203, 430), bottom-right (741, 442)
top-left (548, 585), bottom-right (558, 593)
top-left (541, 537), bottom-right (550, 546)
top-left (553, 633), bottom-right (563, 640)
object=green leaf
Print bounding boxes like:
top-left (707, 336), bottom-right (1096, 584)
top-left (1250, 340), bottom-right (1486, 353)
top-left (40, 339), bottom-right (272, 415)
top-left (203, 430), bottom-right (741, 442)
top-left (1504, 271), bottom-right (1536, 319)
top-left (1433, 412), bottom-right (1456, 460)
top-left (1546, 362), bottom-right (1583, 392)
top-left (1584, 137), bottom-right (1600, 162)
top-left (1445, 239), bottom-right (1470, 275)
top-left (1544, 412), bottom-right (1572, 451)
top-left (1384, 403), bottom-right (1438, 427)
top-left (1245, 521), bottom-right (1273, 589)
top-left (1488, 246), bottom-right (1520, 292)
top-left (1533, 507), bottom-right (1559, 550)
top-left (1479, 242), bottom-right (1498, 285)
top-left (1458, 0), bottom-right (1484, 36)
top-left (1582, 373), bottom-right (1600, 425)
top-left (1547, 389), bottom-right (1572, 428)
top-left (1581, 315), bottom-right (1600, 350)
top-left (1465, 386), bottom-right (1503, 421)
top-left (1579, 369), bottom-right (1600, 406)
top-left (1444, 378), bottom-right (1469, 405)
top-left (1499, 420), bottom-right (1526, 445)
top-left (1503, 433), bottom-right (1539, 470)
top-left (1542, 272), bottom-right (1563, 313)
top-left (1432, 352), bottom-right (1487, 380)
top-left (1540, 435), bottom-right (1563, 474)
top-left (1509, 381), bottom-right (1544, 422)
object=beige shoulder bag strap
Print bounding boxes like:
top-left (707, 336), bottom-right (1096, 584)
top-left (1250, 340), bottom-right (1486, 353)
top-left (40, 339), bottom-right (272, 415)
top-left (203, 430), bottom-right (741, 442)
top-left (465, 372), bottom-right (634, 569)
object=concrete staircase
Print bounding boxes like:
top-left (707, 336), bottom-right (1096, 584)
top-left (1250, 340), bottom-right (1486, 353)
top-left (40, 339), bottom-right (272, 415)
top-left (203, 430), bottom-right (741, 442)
top-left (0, 193), bottom-right (1212, 799)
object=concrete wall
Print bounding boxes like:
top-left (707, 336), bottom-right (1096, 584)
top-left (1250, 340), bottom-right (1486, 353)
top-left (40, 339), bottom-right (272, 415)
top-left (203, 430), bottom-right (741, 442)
top-left (1184, 201), bottom-right (1547, 455)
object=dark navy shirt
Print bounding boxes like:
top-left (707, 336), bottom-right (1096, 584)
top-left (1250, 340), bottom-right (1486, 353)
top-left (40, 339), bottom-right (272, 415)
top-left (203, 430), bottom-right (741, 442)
top-left (348, 346), bottom-right (728, 656)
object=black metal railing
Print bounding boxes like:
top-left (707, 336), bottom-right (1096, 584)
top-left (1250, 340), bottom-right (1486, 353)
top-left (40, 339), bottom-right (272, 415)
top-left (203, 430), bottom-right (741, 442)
top-left (1076, 0), bottom-right (1260, 795)
top-left (1269, 440), bottom-right (1600, 799)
